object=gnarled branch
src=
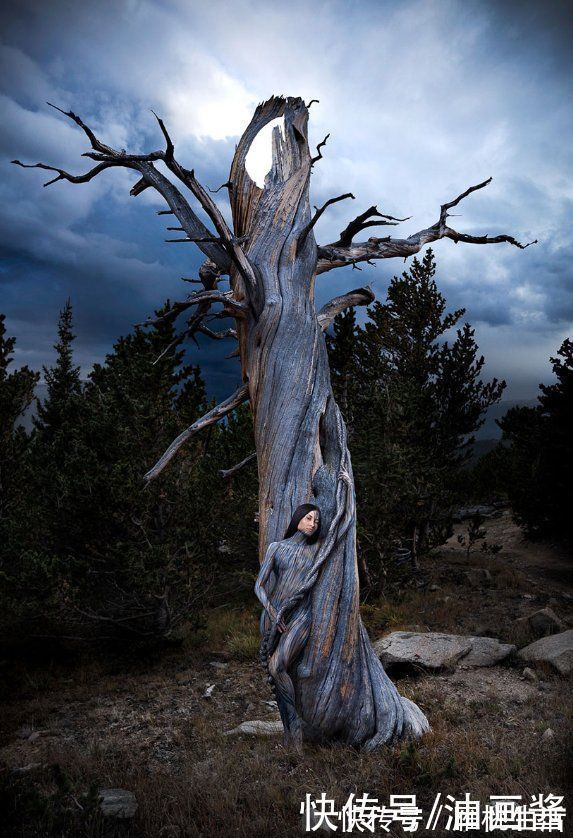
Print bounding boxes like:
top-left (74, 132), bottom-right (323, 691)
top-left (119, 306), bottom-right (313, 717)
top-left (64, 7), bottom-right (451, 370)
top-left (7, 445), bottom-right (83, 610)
top-left (317, 178), bottom-right (537, 274)
top-left (317, 286), bottom-right (376, 331)
top-left (196, 324), bottom-right (238, 340)
top-left (311, 133), bottom-right (330, 165)
top-left (297, 193), bottom-right (354, 252)
top-left (144, 383), bottom-right (250, 482)
top-left (139, 290), bottom-right (248, 327)
top-left (333, 205), bottom-right (411, 247)
top-left (13, 103), bottom-right (234, 274)
top-left (219, 451), bottom-right (256, 478)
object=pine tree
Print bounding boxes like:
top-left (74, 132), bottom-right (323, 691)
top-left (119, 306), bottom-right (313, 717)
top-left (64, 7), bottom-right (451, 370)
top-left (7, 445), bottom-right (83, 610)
top-left (327, 248), bottom-right (505, 588)
top-left (500, 337), bottom-right (573, 540)
top-left (0, 317), bottom-right (39, 530)
top-left (325, 308), bottom-right (359, 435)
top-left (33, 298), bottom-right (82, 441)
top-left (0, 314), bottom-right (39, 518)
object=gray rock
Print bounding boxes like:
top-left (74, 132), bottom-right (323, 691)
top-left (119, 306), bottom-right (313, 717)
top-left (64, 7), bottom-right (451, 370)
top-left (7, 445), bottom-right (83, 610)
top-left (374, 632), bottom-right (473, 671)
top-left (10, 763), bottom-right (43, 775)
top-left (517, 630), bottom-right (573, 675)
top-left (223, 720), bottom-right (283, 736)
top-left (528, 608), bottom-right (565, 637)
top-left (464, 568), bottom-right (492, 588)
top-left (98, 789), bottom-right (138, 819)
top-left (542, 728), bottom-right (555, 742)
top-left (375, 631), bottom-right (514, 671)
top-left (459, 637), bottom-right (516, 668)
top-left (523, 667), bottom-right (538, 682)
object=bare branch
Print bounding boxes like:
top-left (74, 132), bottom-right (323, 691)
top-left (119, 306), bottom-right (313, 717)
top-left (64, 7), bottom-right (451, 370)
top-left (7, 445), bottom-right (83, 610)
top-left (15, 104), bottom-right (233, 274)
top-left (196, 324), bottom-right (238, 340)
top-left (151, 109), bottom-right (174, 162)
top-left (12, 159), bottom-right (117, 187)
top-left (311, 133), bottom-right (330, 165)
top-left (317, 178), bottom-right (537, 273)
top-left (144, 383), bottom-right (250, 482)
top-left (46, 102), bottom-right (115, 155)
top-left (139, 290), bottom-right (248, 327)
top-left (317, 286), bottom-right (376, 331)
top-left (297, 193), bottom-right (354, 252)
top-left (209, 180), bottom-right (233, 194)
top-left (219, 451), bottom-right (257, 478)
top-left (333, 205), bottom-right (412, 247)
top-left (165, 236), bottom-right (222, 244)
top-left (151, 331), bottom-right (187, 366)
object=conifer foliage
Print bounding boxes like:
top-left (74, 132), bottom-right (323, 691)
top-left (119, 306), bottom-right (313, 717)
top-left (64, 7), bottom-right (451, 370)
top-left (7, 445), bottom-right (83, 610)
top-left (499, 338), bottom-right (573, 540)
top-left (0, 316), bottom-right (40, 617)
top-left (327, 249), bottom-right (505, 589)
top-left (0, 300), bottom-right (257, 641)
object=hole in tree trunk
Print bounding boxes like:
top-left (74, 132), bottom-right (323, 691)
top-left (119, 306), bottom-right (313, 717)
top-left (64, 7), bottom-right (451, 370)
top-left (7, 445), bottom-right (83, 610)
top-left (245, 117), bottom-right (285, 188)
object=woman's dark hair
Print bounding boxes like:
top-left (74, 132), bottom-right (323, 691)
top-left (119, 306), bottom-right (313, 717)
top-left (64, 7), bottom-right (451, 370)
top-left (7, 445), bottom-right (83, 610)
top-left (284, 503), bottom-right (321, 544)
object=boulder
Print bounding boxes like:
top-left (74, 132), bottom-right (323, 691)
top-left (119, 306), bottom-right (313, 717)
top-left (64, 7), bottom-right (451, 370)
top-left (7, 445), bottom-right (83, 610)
top-left (98, 789), bottom-right (138, 819)
top-left (517, 630), bottom-right (573, 675)
top-left (374, 632), bottom-right (473, 671)
top-left (526, 608), bottom-right (565, 637)
top-left (459, 637), bottom-right (516, 668)
top-left (223, 720), bottom-right (283, 736)
top-left (374, 631), bottom-right (515, 671)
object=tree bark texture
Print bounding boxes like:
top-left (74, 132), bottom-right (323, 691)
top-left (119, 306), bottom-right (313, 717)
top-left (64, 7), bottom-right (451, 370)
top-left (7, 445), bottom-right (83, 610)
top-left (229, 97), bottom-right (428, 747)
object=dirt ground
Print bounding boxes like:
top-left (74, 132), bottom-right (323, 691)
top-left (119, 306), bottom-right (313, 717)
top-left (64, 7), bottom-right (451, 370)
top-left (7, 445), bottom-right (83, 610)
top-left (1, 512), bottom-right (572, 837)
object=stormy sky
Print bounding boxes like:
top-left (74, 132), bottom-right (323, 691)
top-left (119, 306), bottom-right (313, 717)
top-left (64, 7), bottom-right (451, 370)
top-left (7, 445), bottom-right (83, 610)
top-left (1, 0), bottom-right (572, 403)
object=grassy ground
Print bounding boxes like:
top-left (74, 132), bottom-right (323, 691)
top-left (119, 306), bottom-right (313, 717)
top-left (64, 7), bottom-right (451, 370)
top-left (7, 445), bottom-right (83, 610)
top-left (1, 512), bottom-right (572, 837)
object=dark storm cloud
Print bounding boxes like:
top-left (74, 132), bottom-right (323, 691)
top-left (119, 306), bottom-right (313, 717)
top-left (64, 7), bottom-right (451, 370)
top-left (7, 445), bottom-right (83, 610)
top-left (0, 0), bottom-right (572, 402)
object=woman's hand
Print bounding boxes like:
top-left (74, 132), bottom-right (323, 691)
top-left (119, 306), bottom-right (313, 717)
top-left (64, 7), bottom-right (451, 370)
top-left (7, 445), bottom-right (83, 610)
top-left (274, 609), bottom-right (288, 634)
top-left (338, 465), bottom-right (352, 485)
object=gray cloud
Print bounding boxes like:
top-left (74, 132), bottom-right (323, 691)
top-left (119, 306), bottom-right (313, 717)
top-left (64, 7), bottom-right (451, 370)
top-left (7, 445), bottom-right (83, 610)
top-left (0, 0), bottom-right (572, 403)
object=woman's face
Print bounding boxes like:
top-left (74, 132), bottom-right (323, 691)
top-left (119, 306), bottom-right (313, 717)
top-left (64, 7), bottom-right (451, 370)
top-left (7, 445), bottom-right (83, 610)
top-left (297, 510), bottom-right (319, 536)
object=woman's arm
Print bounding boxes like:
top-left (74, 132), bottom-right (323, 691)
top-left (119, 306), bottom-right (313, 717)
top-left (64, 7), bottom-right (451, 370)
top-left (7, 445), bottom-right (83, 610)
top-left (254, 542), bottom-right (279, 621)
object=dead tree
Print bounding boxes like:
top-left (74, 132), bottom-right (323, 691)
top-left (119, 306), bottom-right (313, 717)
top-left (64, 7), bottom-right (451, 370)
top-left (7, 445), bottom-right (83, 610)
top-left (14, 95), bottom-right (535, 748)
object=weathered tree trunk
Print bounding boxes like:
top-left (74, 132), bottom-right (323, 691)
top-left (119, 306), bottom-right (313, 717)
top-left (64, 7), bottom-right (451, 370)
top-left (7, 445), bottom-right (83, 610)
top-left (228, 98), bottom-right (427, 746)
top-left (16, 93), bottom-right (533, 749)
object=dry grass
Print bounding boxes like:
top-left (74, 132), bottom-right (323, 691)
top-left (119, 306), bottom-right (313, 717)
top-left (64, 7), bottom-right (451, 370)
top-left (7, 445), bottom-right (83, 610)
top-left (2, 684), bottom-right (571, 837)
top-left (1, 513), bottom-right (572, 837)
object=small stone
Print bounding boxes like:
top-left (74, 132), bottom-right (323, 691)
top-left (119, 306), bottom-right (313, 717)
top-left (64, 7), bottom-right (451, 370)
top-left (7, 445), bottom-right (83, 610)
top-left (523, 667), bottom-right (538, 682)
top-left (430, 584), bottom-right (440, 592)
top-left (542, 728), bottom-right (555, 742)
top-left (223, 720), bottom-right (283, 737)
top-left (10, 763), bottom-right (42, 775)
top-left (209, 661), bottom-right (228, 669)
top-left (98, 789), bottom-right (138, 819)
top-left (202, 684), bottom-right (216, 699)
